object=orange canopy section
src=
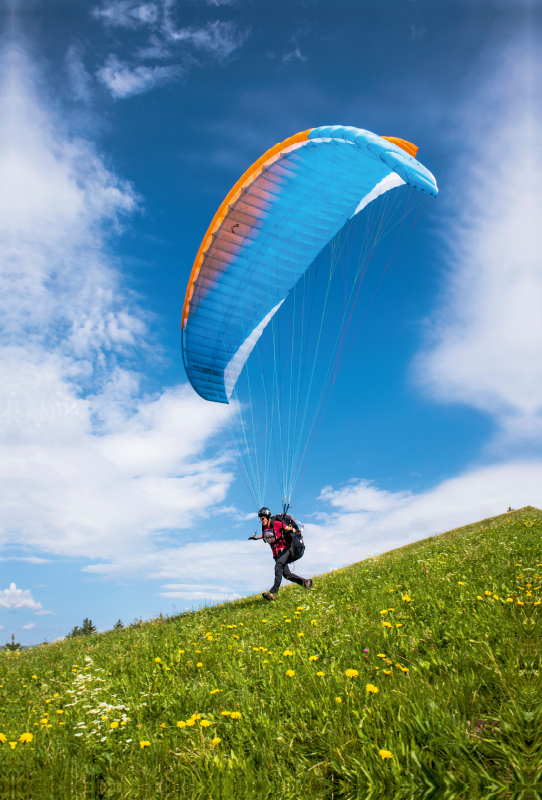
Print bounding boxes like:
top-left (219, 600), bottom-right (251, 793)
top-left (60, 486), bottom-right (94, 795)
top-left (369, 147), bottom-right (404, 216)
top-left (381, 137), bottom-right (419, 158)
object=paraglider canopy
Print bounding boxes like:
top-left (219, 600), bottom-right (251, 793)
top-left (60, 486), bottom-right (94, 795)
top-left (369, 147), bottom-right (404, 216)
top-left (181, 125), bottom-right (437, 405)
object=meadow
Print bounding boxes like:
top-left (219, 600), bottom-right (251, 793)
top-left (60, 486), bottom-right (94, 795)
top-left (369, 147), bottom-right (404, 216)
top-left (1, 507), bottom-right (540, 799)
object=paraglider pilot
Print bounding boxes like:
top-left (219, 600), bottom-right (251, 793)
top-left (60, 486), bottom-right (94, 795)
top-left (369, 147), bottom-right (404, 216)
top-left (250, 507), bottom-right (313, 601)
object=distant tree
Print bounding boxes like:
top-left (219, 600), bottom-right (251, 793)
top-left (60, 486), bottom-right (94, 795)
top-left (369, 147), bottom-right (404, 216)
top-left (67, 618), bottom-right (97, 638)
top-left (113, 619), bottom-right (124, 631)
top-left (5, 633), bottom-right (20, 651)
top-left (81, 618), bottom-right (97, 635)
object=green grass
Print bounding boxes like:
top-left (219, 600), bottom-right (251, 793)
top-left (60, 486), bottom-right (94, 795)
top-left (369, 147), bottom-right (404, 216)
top-left (2, 506), bottom-right (541, 799)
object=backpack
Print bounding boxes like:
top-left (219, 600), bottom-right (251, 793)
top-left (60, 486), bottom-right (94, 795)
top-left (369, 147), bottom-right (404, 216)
top-left (275, 514), bottom-right (305, 561)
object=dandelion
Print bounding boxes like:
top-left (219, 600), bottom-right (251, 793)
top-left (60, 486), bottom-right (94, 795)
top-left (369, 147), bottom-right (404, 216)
top-left (31, 675), bottom-right (37, 679)
top-left (230, 712), bottom-right (242, 719)
top-left (200, 720), bottom-right (211, 728)
top-left (160, 723), bottom-right (166, 729)
top-left (506, 598), bottom-right (514, 603)
top-left (262, 620), bottom-right (267, 623)
top-left (518, 601), bottom-right (525, 606)
top-left (383, 670), bottom-right (391, 675)
top-left (484, 591), bottom-right (492, 596)
top-left (110, 722), bottom-right (119, 729)
top-left (263, 660), bottom-right (269, 664)
top-left (196, 663), bottom-right (203, 668)
top-left (366, 684), bottom-right (379, 694)
top-left (212, 737), bottom-right (221, 745)
top-left (176, 721), bottom-right (186, 728)
top-left (185, 719), bottom-right (195, 727)
top-left (299, 632), bottom-right (305, 637)
top-left (493, 595), bottom-right (499, 600)
top-left (284, 619), bottom-right (291, 623)
top-left (309, 655), bottom-right (318, 661)
top-left (310, 619), bottom-right (317, 625)
top-left (335, 697), bottom-right (342, 704)
top-left (316, 671), bottom-right (324, 677)
top-left (283, 650), bottom-right (293, 656)
top-left (382, 622), bottom-right (393, 628)
top-left (477, 595), bottom-right (483, 600)
top-left (139, 741), bottom-right (151, 748)
top-left (20, 733), bottom-right (33, 743)
top-left (377, 654), bottom-right (386, 658)
top-left (154, 658), bottom-right (162, 663)
top-left (535, 601), bottom-right (541, 606)
top-left (345, 669), bottom-right (359, 678)
top-left (402, 595), bottom-right (411, 602)
top-left (379, 610), bottom-right (388, 615)
top-left (396, 623), bottom-right (403, 628)
top-left (286, 670), bottom-right (295, 677)
top-left (210, 689), bottom-right (221, 695)
top-left (458, 582), bottom-right (465, 586)
top-left (379, 749), bottom-right (392, 760)
top-left (178, 650), bottom-right (185, 654)
top-left (9, 742), bottom-right (17, 750)
top-left (56, 710), bottom-right (63, 715)
top-left (221, 711), bottom-right (232, 716)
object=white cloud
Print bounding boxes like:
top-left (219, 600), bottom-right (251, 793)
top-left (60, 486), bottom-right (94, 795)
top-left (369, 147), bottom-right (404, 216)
top-left (0, 556), bottom-right (51, 563)
top-left (34, 610), bottom-right (54, 616)
top-left (65, 45), bottom-right (93, 102)
top-left (282, 48), bottom-right (308, 63)
top-left (0, 583), bottom-right (42, 611)
top-left (93, 1), bottom-right (250, 98)
top-left (93, 1), bottom-right (159, 28)
top-left (0, 45), bottom-right (235, 566)
top-left (415, 41), bottom-right (542, 448)
top-left (97, 55), bottom-right (182, 99)
top-left (22, 623), bottom-right (36, 630)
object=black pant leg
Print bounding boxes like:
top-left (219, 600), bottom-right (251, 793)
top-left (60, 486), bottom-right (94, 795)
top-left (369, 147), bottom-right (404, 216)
top-left (283, 555), bottom-right (305, 587)
top-left (271, 549), bottom-right (291, 594)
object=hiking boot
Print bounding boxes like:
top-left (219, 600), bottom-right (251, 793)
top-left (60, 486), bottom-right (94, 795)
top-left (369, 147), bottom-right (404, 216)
top-left (303, 579), bottom-right (313, 590)
top-left (262, 592), bottom-right (277, 601)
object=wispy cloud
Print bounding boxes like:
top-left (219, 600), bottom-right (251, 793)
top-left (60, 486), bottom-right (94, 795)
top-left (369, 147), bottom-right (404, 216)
top-left (282, 47), bottom-right (307, 64)
top-left (97, 55), bottom-right (182, 98)
top-left (415, 38), bottom-right (542, 449)
top-left (0, 583), bottom-right (42, 611)
top-left (22, 623), bottom-right (36, 629)
top-left (93, 0), bottom-right (250, 98)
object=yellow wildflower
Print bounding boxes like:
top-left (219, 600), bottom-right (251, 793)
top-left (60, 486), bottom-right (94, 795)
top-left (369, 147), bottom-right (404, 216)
top-left (383, 670), bottom-right (391, 675)
top-left (9, 742), bottom-right (17, 750)
top-left (20, 733), bottom-right (33, 743)
top-left (309, 655), bottom-right (318, 661)
top-left (139, 741), bottom-right (151, 748)
top-left (230, 712), bottom-right (242, 719)
top-left (160, 723), bottom-right (166, 729)
top-left (382, 622), bottom-right (393, 628)
top-left (335, 697), bottom-right (342, 703)
top-left (176, 721), bottom-right (186, 728)
top-left (56, 710), bottom-right (63, 715)
top-left (212, 737), bottom-right (221, 745)
top-left (283, 650), bottom-right (293, 656)
top-left (154, 657), bottom-right (161, 663)
top-left (221, 711), bottom-right (231, 716)
top-left (379, 610), bottom-right (388, 615)
top-left (345, 669), bottom-right (359, 678)
top-left (379, 749), bottom-right (392, 759)
top-left (458, 582), bottom-right (465, 586)
top-left (484, 591), bottom-right (492, 596)
top-left (366, 684), bottom-right (379, 694)
top-left (200, 720), bottom-right (211, 727)
top-left (402, 595), bottom-right (411, 602)
top-left (210, 689), bottom-right (221, 695)
top-left (477, 596), bottom-right (483, 600)
top-left (316, 671), bottom-right (324, 677)
top-left (196, 662), bottom-right (203, 668)
top-left (377, 654), bottom-right (386, 658)
top-left (518, 601), bottom-right (525, 606)
top-left (110, 722), bottom-right (119, 729)
top-left (286, 670), bottom-right (295, 677)
top-left (185, 719), bottom-right (195, 727)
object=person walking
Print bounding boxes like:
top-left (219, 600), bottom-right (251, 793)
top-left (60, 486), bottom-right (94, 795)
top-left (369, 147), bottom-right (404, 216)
top-left (251, 507), bottom-right (313, 601)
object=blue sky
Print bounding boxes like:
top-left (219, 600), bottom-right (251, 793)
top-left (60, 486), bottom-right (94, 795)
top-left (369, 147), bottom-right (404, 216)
top-left (2, 0), bottom-right (541, 643)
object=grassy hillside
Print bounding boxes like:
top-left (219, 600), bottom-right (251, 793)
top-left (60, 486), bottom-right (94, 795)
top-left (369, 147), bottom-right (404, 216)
top-left (2, 506), bottom-right (540, 799)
